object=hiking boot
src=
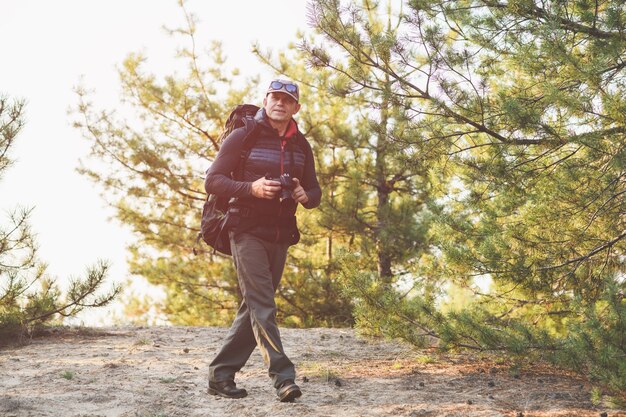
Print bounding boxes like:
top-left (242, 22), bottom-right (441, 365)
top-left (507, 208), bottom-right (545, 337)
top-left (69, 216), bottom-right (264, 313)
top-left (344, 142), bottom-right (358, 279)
top-left (208, 380), bottom-right (247, 399)
top-left (277, 379), bottom-right (302, 402)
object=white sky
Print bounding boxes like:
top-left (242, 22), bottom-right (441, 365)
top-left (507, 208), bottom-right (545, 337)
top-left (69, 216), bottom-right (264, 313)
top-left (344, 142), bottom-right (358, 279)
top-left (0, 0), bottom-right (309, 325)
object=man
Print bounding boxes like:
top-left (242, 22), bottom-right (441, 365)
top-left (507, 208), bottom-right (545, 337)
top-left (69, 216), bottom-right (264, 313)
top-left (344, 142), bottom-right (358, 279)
top-left (205, 79), bottom-right (321, 402)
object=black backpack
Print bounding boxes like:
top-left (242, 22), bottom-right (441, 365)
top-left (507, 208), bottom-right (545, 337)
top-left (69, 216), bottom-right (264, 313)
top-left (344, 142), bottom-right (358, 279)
top-left (196, 104), bottom-right (259, 255)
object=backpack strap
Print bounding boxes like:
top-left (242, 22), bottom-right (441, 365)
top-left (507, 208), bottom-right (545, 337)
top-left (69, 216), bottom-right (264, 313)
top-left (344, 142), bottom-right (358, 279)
top-left (233, 116), bottom-right (258, 181)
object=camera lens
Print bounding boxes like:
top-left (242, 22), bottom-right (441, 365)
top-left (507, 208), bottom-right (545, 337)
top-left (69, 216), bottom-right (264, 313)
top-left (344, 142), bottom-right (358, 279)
top-left (278, 173), bottom-right (294, 199)
top-left (279, 173), bottom-right (294, 190)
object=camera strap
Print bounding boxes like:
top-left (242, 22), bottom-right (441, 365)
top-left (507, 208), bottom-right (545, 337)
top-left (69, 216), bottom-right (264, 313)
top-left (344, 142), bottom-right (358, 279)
top-left (281, 138), bottom-right (296, 176)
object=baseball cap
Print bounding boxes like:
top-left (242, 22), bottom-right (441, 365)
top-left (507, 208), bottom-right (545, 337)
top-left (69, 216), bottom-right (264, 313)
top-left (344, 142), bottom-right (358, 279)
top-left (266, 79), bottom-right (299, 102)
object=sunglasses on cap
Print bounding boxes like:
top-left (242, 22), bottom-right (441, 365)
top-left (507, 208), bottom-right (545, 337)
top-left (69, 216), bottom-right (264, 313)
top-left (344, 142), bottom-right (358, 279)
top-left (269, 80), bottom-right (298, 94)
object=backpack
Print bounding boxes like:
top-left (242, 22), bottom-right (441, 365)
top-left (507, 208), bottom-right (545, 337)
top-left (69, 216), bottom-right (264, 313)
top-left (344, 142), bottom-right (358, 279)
top-left (196, 104), bottom-right (260, 256)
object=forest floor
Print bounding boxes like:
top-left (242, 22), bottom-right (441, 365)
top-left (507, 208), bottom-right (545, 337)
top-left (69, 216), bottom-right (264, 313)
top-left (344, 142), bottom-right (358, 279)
top-left (0, 326), bottom-right (624, 417)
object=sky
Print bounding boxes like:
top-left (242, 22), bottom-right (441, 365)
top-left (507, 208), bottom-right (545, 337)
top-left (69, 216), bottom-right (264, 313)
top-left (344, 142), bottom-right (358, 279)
top-left (0, 0), bottom-right (310, 325)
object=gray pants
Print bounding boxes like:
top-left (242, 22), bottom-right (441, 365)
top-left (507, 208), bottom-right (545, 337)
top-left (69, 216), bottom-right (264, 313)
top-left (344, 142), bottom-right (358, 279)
top-left (209, 231), bottom-right (295, 388)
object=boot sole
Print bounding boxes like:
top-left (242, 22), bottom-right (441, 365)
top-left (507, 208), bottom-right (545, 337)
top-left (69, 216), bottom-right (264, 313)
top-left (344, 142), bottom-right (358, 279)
top-left (279, 386), bottom-right (302, 402)
top-left (208, 387), bottom-right (247, 399)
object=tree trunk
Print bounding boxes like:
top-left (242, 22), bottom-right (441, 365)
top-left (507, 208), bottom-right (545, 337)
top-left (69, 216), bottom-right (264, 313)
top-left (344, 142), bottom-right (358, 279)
top-left (375, 88), bottom-right (393, 283)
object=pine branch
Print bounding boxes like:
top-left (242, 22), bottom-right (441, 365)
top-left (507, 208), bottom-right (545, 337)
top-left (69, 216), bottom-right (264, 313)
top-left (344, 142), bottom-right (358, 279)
top-left (539, 230), bottom-right (626, 271)
top-left (482, 0), bottom-right (625, 41)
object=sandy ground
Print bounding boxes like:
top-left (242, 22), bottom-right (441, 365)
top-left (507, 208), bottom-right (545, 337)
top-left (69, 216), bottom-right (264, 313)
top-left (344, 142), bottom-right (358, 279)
top-left (0, 326), bottom-right (624, 417)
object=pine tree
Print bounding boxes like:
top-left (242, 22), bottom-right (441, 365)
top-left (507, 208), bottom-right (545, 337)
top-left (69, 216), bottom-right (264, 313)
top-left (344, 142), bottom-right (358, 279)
top-left (305, 0), bottom-right (626, 389)
top-left (258, 4), bottom-right (432, 282)
top-left (0, 95), bottom-right (119, 343)
top-left (72, 4), bottom-right (352, 326)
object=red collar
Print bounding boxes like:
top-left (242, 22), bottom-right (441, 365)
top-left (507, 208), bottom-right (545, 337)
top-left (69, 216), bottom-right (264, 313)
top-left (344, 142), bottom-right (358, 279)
top-left (283, 119), bottom-right (298, 139)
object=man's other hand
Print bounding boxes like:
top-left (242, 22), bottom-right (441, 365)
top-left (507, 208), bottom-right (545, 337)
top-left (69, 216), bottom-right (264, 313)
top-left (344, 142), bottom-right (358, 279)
top-left (291, 178), bottom-right (309, 204)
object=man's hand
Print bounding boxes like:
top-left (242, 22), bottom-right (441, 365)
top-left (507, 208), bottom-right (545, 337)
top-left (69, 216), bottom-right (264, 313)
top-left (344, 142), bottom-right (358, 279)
top-left (251, 177), bottom-right (281, 199)
top-left (291, 178), bottom-right (309, 204)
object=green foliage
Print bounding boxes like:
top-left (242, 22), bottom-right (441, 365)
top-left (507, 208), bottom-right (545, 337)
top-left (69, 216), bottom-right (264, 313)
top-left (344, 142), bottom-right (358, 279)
top-left (0, 95), bottom-right (119, 343)
top-left (305, 0), bottom-right (626, 390)
top-left (554, 279), bottom-right (626, 391)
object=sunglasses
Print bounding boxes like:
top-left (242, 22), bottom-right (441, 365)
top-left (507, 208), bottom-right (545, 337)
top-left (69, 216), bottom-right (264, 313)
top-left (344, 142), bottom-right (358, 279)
top-left (269, 81), bottom-right (298, 95)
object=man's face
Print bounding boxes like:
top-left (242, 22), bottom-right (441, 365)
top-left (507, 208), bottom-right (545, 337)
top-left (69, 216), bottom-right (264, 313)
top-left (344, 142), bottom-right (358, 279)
top-left (263, 92), bottom-right (301, 123)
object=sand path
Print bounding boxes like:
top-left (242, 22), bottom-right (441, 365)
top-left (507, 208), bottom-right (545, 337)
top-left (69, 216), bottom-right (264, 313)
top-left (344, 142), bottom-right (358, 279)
top-left (1, 326), bottom-right (623, 417)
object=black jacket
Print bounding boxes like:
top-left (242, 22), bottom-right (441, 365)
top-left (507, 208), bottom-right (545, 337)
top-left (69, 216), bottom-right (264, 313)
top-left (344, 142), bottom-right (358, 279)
top-left (205, 108), bottom-right (321, 243)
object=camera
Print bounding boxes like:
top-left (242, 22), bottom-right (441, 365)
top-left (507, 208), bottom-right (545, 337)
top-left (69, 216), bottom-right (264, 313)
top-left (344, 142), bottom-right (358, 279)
top-left (265, 173), bottom-right (295, 200)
